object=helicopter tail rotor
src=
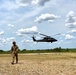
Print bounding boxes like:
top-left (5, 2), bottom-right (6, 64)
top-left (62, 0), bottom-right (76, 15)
top-left (32, 35), bottom-right (36, 41)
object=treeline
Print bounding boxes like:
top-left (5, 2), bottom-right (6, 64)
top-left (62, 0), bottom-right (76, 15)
top-left (0, 47), bottom-right (76, 54)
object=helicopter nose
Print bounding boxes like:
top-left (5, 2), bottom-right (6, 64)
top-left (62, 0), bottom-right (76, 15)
top-left (55, 39), bottom-right (57, 41)
top-left (56, 39), bottom-right (57, 41)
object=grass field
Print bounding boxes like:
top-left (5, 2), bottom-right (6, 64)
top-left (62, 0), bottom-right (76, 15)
top-left (0, 53), bottom-right (76, 75)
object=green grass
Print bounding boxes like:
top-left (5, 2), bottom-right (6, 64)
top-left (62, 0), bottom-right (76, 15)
top-left (0, 53), bottom-right (76, 61)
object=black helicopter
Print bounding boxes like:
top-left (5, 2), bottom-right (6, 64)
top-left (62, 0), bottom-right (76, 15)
top-left (32, 33), bottom-right (58, 43)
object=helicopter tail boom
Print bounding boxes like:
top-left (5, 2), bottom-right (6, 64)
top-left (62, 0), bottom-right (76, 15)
top-left (32, 36), bottom-right (36, 41)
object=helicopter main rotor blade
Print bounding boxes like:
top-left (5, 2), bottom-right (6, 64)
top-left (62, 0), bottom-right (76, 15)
top-left (39, 33), bottom-right (48, 37)
top-left (52, 33), bottom-right (61, 36)
top-left (39, 33), bottom-right (61, 37)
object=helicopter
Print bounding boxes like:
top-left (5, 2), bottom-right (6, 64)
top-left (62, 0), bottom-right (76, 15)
top-left (32, 33), bottom-right (58, 43)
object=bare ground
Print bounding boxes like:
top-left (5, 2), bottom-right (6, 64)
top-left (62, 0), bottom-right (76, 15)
top-left (0, 53), bottom-right (76, 75)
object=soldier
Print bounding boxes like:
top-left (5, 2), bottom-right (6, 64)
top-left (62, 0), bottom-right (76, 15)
top-left (11, 41), bottom-right (19, 64)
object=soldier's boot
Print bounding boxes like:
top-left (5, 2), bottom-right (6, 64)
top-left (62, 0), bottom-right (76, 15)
top-left (16, 60), bottom-right (18, 64)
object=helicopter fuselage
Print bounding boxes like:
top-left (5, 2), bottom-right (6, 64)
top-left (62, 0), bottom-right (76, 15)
top-left (32, 36), bottom-right (57, 43)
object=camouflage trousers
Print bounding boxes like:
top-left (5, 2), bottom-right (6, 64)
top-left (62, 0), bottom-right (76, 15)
top-left (12, 53), bottom-right (18, 63)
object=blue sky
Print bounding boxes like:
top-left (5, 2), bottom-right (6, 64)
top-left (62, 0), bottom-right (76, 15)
top-left (0, 0), bottom-right (76, 50)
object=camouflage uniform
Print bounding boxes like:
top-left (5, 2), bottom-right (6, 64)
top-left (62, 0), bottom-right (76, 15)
top-left (11, 43), bottom-right (19, 64)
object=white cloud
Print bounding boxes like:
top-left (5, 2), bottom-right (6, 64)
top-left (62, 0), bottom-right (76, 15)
top-left (70, 29), bottom-right (76, 33)
top-left (66, 11), bottom-right (75, 18)
top-left (65, 11), bottom-right (76, 28)
top-left (0, 31), bottom-right (4, 35)
top-left (16, 0), bottom-right (50, 6)
top-left (66, 16), bottom-right (75, 23)
top-left (21, 39), bottom-right (33, 43)
top-left (0, 37), bottom-right (15, 44)
top-left (16, 0), bottom-right (31, 6)
top-left (68, 29), bottom-right (76, 33)
top-left (65, 34), bottom-right (74, 40)
top-left (8, 24), bottom-right (14, 28)
top-left (6, 37), bottom-right (15, 42)
top-left (35, 13), bottom-right (60, 23)
top-left (32, 0), bottom-right (50, 6)
top-left (17, 26), bottom-right (38, 36)
top-left (65, 22), bottom-right (76, 28)
top-left (48, 20), bottom-right (55, 23)
top-left (0, 38), bottom-right (6, 43)
top-left (17, 33), bottom-right (23, 37)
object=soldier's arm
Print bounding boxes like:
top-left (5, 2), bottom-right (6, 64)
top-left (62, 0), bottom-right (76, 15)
top-left (10, 46), bottom-right (13, 54)
top-left (16, 46), bottom-right (19, 53)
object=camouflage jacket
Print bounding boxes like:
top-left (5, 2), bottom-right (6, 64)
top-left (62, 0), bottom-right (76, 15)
top-left (11, 45), bottom-right (19, 54)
